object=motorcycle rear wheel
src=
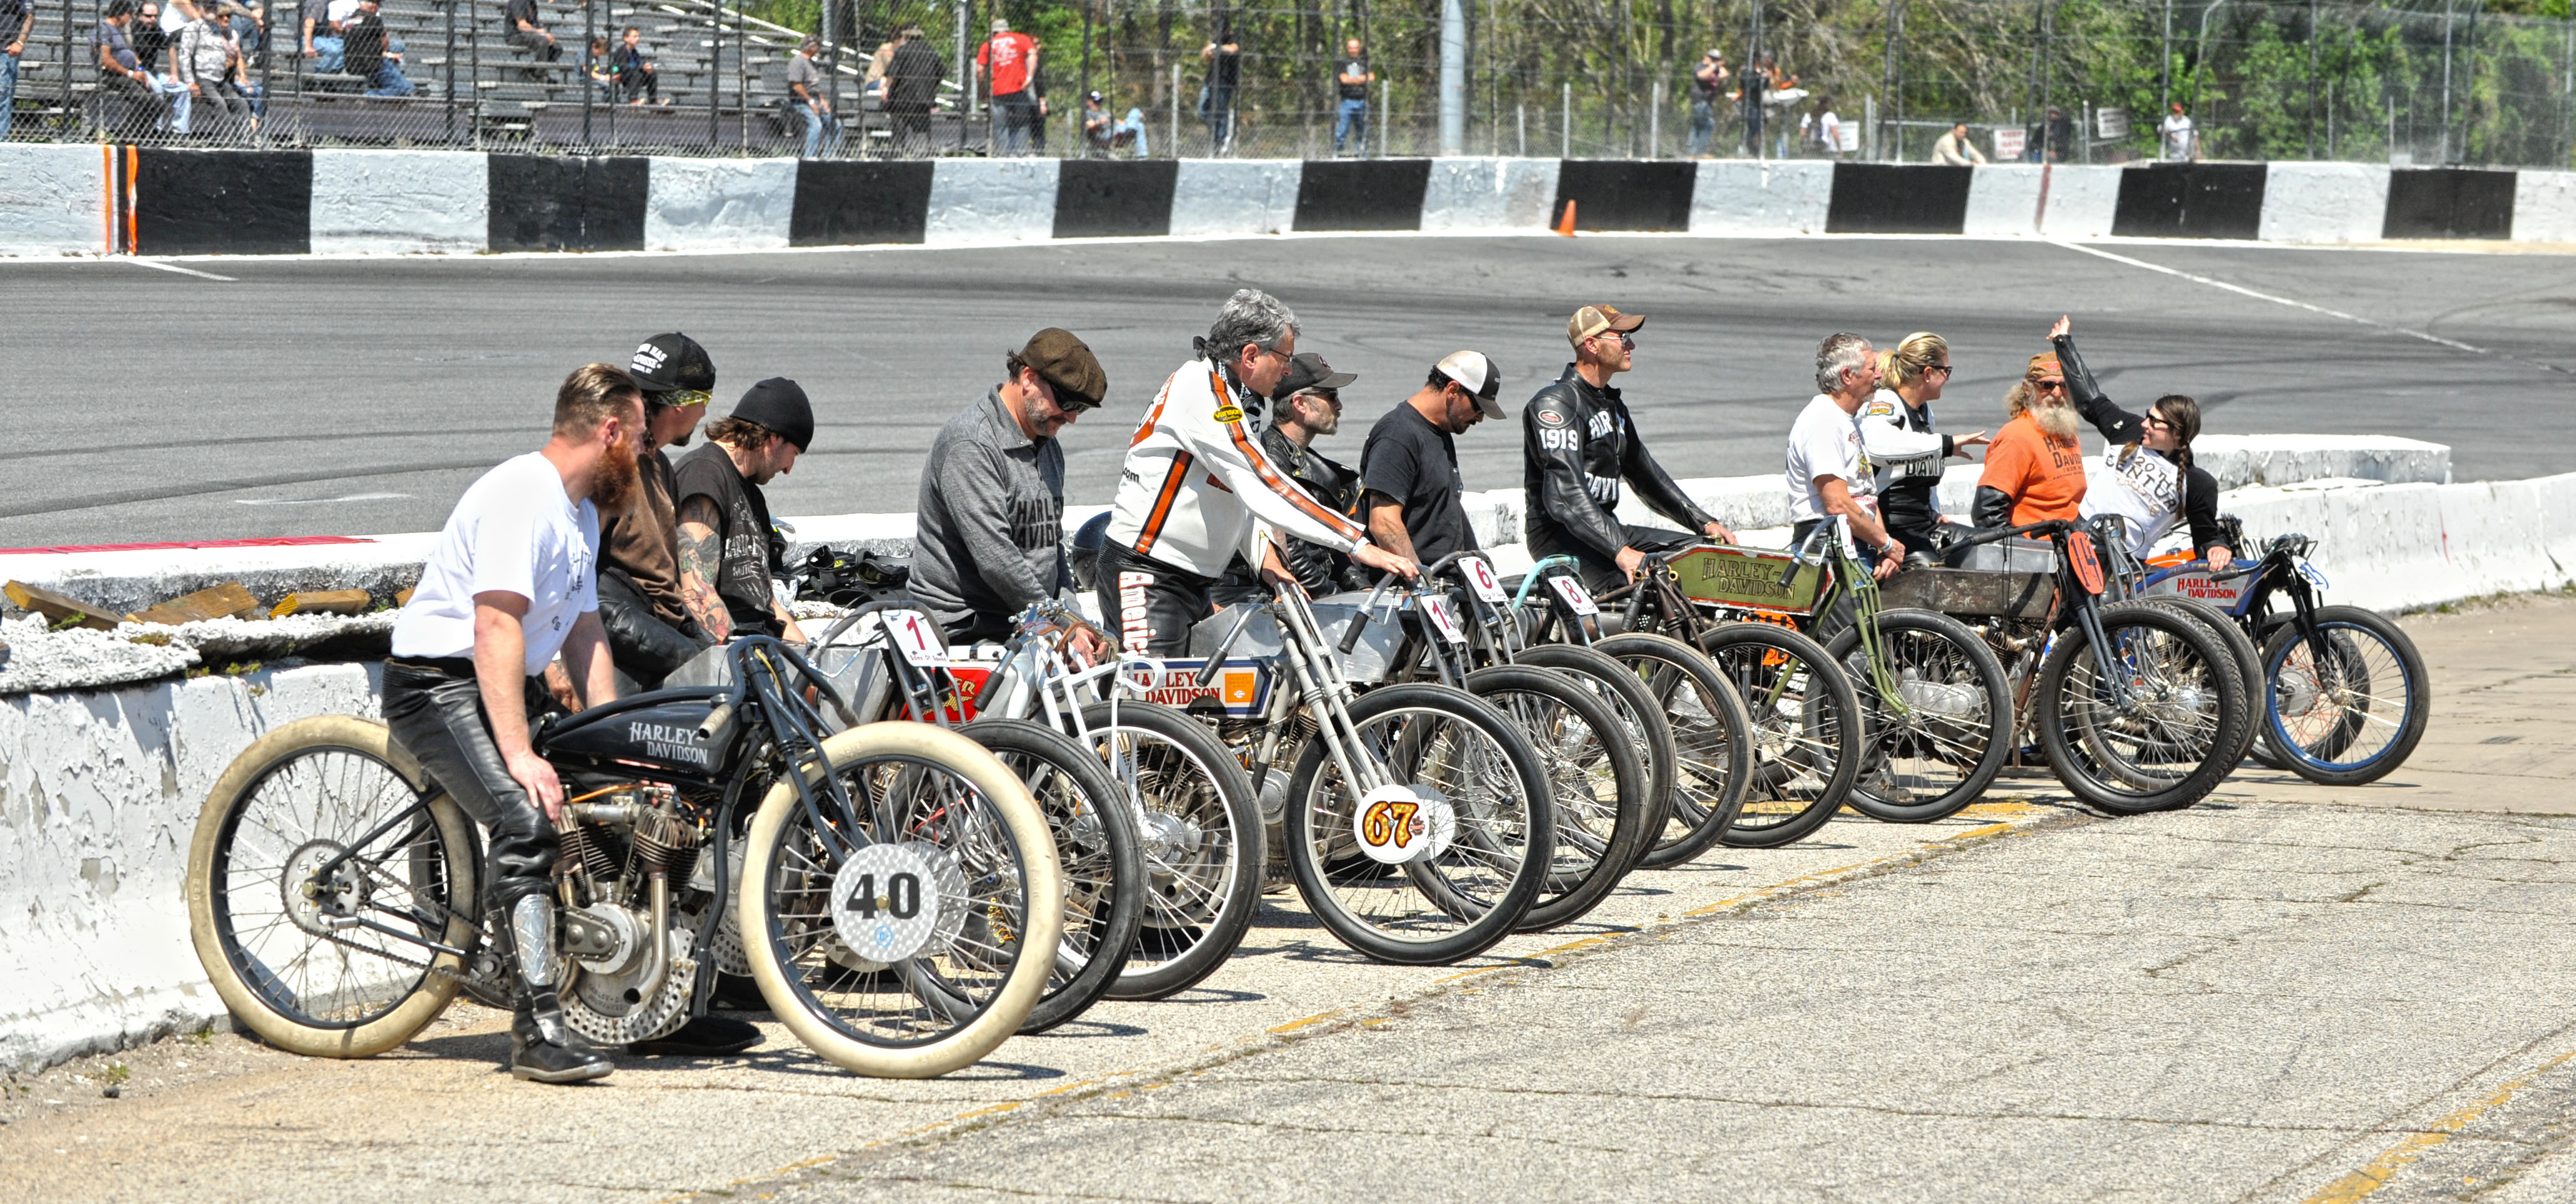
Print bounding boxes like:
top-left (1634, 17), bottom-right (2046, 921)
top-left (957, 719), bottom-right (1143, 1034)
top-left (185, 716), bottom-right (477, 1059)
top-left (1591, 632), bottom-right (1755, 868)
top-left (1080, 701), bottom-right (1265, 1003)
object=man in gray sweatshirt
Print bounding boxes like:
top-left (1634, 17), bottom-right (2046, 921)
top-left (912, 327), bottom-right (1108, 643)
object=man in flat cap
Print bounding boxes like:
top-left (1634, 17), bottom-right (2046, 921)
top-left (912, 328), bottom-right (1107, 644)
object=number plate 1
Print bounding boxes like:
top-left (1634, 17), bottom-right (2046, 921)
top-left (830, 841), bottom-right (967, 965)
top-left (887, 610), bottom-right (951, 667)
top-left (1418, 595), bottom-right (1470, 644)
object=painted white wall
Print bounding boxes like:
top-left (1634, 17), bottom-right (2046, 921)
top-left (644, 157), bottom-right (796, 252)
top-left (0, 144), bottom-right (110, 255)
top-left (2512, 169), bottom-right (2576, 242)
top-left (1170, 160), bottom-right (1300, 236)
top-left (925, 158), bottom-right (1062, 244)
top-left (2259, 162), bottom-right (2391, 244)
top-left (1419, 158), bottom-right (1560, 231)
top-left (2036, 165), bottom-right (2122, 239)
top-left (310, 149), bottom-right (489, 254)
top-left (1687, 160), bottom-right (1833, 235)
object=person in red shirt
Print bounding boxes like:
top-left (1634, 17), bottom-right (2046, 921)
top-left (974, 17), bottom-right (1038, 155)
top-left (1972, 352), bottom-right (2089, 527)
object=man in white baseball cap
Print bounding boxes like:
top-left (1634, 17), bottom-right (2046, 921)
top-left (1358, 351), bottom-right (1505, 570)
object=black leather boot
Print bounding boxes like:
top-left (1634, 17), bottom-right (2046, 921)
top-left (510, 989), bottom-right (614, 1084)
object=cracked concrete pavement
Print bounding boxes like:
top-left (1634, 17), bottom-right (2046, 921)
top-left (4, 595), bottom-right (2573, 1203)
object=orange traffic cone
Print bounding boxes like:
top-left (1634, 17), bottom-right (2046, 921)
top-left (1555, 200), bottom-right (1578, 237)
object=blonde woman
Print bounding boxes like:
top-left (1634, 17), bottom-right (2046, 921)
top-left (1857, 331), bottom-right (1989, 558)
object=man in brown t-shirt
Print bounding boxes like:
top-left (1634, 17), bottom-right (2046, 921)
top-left (596, 332), bottom-right (717, 688)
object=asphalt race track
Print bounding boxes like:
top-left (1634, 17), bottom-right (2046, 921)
top-left (2, 235), bottom-right (2571, 548)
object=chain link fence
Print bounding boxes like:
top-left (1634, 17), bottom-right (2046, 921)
top-left (4, 0), bottom-right (2572, 167)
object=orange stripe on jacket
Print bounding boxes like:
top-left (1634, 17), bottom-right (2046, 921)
top-left (1131, 450), bottom-right (1195, 557)
top-left (1212, 371), bottom-right (1365, 543)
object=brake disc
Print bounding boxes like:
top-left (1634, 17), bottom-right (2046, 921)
top-left (563, 921), bottom-right (698, 1047)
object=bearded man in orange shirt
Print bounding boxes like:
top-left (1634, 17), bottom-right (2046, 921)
top-left (1971, 351), bottom-right (2090, 528)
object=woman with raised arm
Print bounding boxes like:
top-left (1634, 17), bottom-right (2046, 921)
top-left (2049, 316), bottom-right (2234, 568)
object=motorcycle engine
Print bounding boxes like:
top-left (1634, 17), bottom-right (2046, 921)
top-left (554, 783), bottom-right (706, 1046)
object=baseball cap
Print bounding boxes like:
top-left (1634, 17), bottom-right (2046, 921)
top-left (1434, 351), bottom-right (1507, 420)
top-left (729, 378), bottom-right (815, 451)
top-left (1271, 352), bottom-right (1356, 400)
top-left (1019, 327), bottom-right (1108, 410)
top-left (1567, 304), bottom-right (1646, 347)
top-left (629, 332), bottom-right (716, 404)
top-left (1704, 48), bottom-right (1724, 59)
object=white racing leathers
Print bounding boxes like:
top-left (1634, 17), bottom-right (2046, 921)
top-left (1105, 357), bottom-right (1371, 577)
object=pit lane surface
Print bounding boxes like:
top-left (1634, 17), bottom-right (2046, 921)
top-left (1, 235), bottom-right (2570, 548)
top-left (6, 595), bottom-right (2574, 1203)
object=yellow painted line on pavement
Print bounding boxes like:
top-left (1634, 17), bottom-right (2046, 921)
top-left (1268, 1009), bottom-right (1346, 1034)
top-left (2301, 1046), bottom-right (2576, 1203)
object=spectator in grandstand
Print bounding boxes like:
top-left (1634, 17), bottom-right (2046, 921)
top-left (976, 16), bottom-right (1038, 155)
top-left (134, 3), bottom-right (169, 69)
top-left (177, 0), bottom-right (250, 136)
top-left (1333, 38), bottom-right (1372, 157)
top-left (1931, 121), bottom-right (1987, 166)
top-left (2161, 101), bottom-right (2197, 162)
top-left (1081, 90), bottom-right (1148, 157)
top-left (224, 1), bottom-right (264, 53)
top-left (885, 23), bottom-right (941, 155)
top-left (613, 26), bottom-right (656, 104)
top-left (341, 0), bottom-right (413, 97)
top-left (95, 0), bottom-right (171, 136)
top-left (912, 329), bottom-right (1108, 645)
top-left (299, 0), bottom-right (340, 73)
top-left (1686, 49), bottom-right (1726, 158)
top-left (504, 0), bottom-right (559, 77)
top-left (158, 0), bottom-right (198, 38)
top-left (861, 33), bottom-right (892, 105)
top-left (0, 0), bottom-right (26, 143)
top-left (1201, 24), bottom-right (1240, 154)
top-left (787, 37), bottom-right (841, 158)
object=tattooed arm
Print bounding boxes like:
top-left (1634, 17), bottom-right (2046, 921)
top-left (676, 495), bottom-right (733, 642)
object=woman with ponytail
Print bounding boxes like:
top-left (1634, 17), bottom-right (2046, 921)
top-left (2048, 316), bottom-right (2233, 568)
top-left (1857, 331), bottom-right (1989, 560)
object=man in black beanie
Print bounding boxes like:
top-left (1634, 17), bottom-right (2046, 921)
top-left (594, 332), bottom-right (717, 690)
top-left (674, 378), bottom-right (812, 643)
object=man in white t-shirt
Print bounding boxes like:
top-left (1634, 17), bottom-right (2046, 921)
top-left (1784, 332), bottom-right (1904, 580)
top-left (383, 363), bottom-right (641, 1085)
top-left (2161, 102), bottom-right (2197, 162)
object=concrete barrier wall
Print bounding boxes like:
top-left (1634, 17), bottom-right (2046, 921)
top-left (23, 149), bottom-right (2560, 257)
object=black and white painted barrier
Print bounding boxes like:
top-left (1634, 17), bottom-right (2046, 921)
top-left (7, 144), bottom-right (2575, 256)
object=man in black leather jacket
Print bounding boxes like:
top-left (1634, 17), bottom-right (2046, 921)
top-left (1264, 352), bottom-right (1365, 593)
top-left (1523, 305), bottom-right (1736, 590)
top-left (594, 332), bottom-right (716, 691)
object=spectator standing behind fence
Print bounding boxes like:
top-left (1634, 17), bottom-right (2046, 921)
top-left (787, 37), bottom-right (841, 158)
top-left (975, 17), bottom-right (1037, 155)
top-left (2160, 102), bottom-right (2197, 161)
top-left (1802, 98), bottom-right (1842, 158)
top-left (1738, 55), bottom-right (1768, 157)
top-left (2027, 105), bottom-right (2073, 163)
top-left (885, 23), bottom-right (940, 156)
top-left (1, 0), bottom-right (31, 143)
top-left (341, 0), bottom-right (413, 97)
top-left (1931, 121), bottom-right (1986, 166)
top-left (1685, 49), bottom-right (1725, 158)
top-left (178, 1), bottom-right (248, 136)
top-left (1333, 38), bottom-right (1371, 158)
top-left (1201, 25), bottom-right (1240, 155)
top-left (505, 0), bottom-right (558, 78)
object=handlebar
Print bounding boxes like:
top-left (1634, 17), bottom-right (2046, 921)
top-left (1940, 518), bottom-right (2074, 553)
top-left (1511, 556), bottom-right (1582, 609)
top-left (1338, 572), bottom-right (1404, 654)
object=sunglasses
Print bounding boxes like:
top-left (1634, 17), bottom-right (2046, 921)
top-left (2035, 378), bottom-right (2068, 391)
top-left (1591, 331), bottom-right (1634, 347)
top-left (1925, 363), bottom-right (1954, 378)
top-left (2143, 414), bottom-right (2173, 429)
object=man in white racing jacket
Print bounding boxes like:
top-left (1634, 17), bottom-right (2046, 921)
top-left (1098, 289), bottom-right (1418, 654)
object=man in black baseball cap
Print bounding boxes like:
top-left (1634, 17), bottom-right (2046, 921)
top-left (595, 333), bottom-right (719, 692)
top-left (914, 329), bottom-right (1109, 645)
top-left (1358, 351), bottom-right (1504, 570)
top-left (673, 378), bottom-right (813, 644)
top-left (1257, 352), bottom-right (1366, 592)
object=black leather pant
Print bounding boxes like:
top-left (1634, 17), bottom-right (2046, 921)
top-left (597, 569), bottom-right (709, 691)
top-left (1095, 540), bottom-right (1218, 657)
top-left (381, 662), bottom-right (559, 927)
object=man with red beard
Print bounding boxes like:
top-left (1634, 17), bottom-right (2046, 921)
top-left (1971, 351), bottom-right (2090, 528)
top-left (383, 363), bottom-right (644, 1084)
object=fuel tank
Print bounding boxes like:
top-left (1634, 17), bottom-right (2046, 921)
top-left (538, 689), bottom-right (733, 778)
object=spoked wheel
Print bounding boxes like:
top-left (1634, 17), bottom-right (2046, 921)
top-left (2036, 601), bottom-right (2245, 815)
top-left (1283, 684), bottom-right (1555, 965)
top-left (2139, 594), bottom-right (2263, 773)
top-left (1078, 701), bottom-right (1264, 1002)
top-left (738, 722), bottom-right (1063, 1078)
top-left (1826, 609), bottom-right (2013, 823)
top-left (1592, 632), bottom-right (1754, 869)
top-left (1696, 624), bottom-right (1865, 848)
top-left (2260, 606), bottom-right (2430, 786)
top-left (1463, 664), bottom-right (1647, 932)
top-left (185, 716), bottom-right (478, 1058)
top-left (1514, 643), bottom-right (1677, 875)
top-left (957, 719), bottom-right (1142, 1034)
